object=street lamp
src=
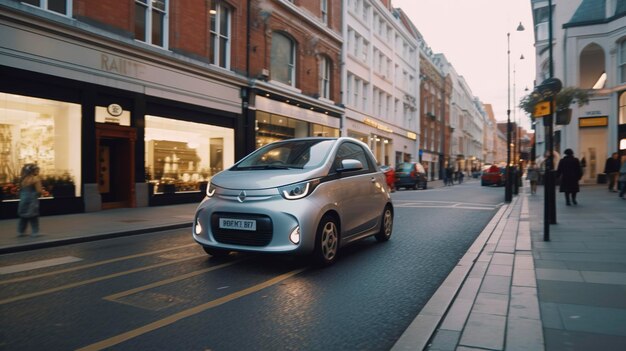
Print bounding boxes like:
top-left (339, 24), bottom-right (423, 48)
top-left (505, 22), bottom-right (525, 203)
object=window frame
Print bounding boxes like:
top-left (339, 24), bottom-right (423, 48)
top-left (620, 40), bottom-right (626, 84)
top-left (270, 32), bottom-right (296, 86)
top-left (21, 0), bottom-right (71, 16)
top-left (319, 56), bottom-right (331, 99)
top-left (209, 1), bottom-right (231, 69)
top-left (134, 0), bottom-right (169, 48)
top-left (321, 0), bottom-right (328, 25)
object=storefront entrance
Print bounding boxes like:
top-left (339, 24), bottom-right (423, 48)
top-left (96, 124), bottom-right (136, 209)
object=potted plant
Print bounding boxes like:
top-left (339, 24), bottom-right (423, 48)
top-left (43, 172), bottom-right (76, 198)
top-left (519, 86), bottom-right (592, 125)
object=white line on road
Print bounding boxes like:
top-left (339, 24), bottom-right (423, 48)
top-left (0, 256), bottom-right (83, 275)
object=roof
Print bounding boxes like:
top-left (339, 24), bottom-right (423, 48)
top-left (565, 0), bottom-right (626, 28)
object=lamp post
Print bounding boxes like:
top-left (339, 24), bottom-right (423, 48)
top-left (506, 22), bottom-right (525, 203)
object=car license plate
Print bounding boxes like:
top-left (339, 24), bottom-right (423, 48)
top-left (219, 218), bottom-right (257, 231)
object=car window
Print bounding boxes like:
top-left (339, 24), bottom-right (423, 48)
top-left (333, 142), bottom-right (371, 172)
top-left (234, 139), bottom-right (334, 170)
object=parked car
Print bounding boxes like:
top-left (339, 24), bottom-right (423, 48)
top-left (379, 165), bottom-right (396, 192)
top-left (394, 162), bottom-right (428, 190)
top-left (193, 137), bottom-right (394, 266)
top-left (481, 165), bottom-right (506, 186)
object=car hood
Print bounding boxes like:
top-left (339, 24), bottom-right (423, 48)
top-left (211, 168), bottom-right (326, 190)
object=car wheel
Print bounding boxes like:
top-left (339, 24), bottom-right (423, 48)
top-left (203, 247), bottom-right (230, 258)
top-left (422, 182), bottom-right (427, 189)
top-left (375, 205), bottom-right (393, 242)
top-left (412, 182), bottom-right (418, 190)
top-left (481, 180), bottom-right (486, 186)
top-left (313, 214), bottom-right (339, 266)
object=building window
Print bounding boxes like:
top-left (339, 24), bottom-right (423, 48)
top-left (619, 40), bottom-right (626, 83)
top-left (21, 0), bottom-right (70, 16)
top-left (319, 56), bottom-right (331, 99)
top-left (271, 32), bottom-right (296, 86)
top-left (210, 1), bottom-right (231, 68)
top-left (321, 0), bottom-right (328, 25)
top-left (145, 116), bottom-right (234, 194)
top-left (0, 93), bottom-right (82, 200)
top-left (134, 0), bottom-right (168, 47)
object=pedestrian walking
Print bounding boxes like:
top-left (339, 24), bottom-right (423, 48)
top-left (17, 163), bottom-right (42, 236)
top-left (619, 157), bottom-right (626, 199)
top-left (604, 152), bottom-right (620, 192)
top-left (527, 162), bottom-right (539, 195)
top-left (556, 149), bottom-right (582, 206)
top-left (446, 167), bottom-right (454, 186)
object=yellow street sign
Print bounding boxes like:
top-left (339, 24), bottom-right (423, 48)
top-left (533, 101), bottom-right (551, 118)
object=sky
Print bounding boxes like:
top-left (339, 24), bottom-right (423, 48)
top-left (391, 0), bottom-right (537, 131)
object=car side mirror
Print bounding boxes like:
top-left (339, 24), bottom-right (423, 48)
top-left (337, 159), bottom-right (363, 172)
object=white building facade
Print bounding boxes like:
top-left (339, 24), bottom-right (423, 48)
top-left (342, 0), bottom-right (420, 166)
top-left (531, 0), bottom-right (626, 183)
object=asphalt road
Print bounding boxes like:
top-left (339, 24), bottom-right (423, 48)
top-left (0, 181), bottom-right (504, 351)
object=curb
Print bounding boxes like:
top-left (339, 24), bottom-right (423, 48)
top-left (391, 201), bottom-right (510, 350)
top-left (0, 223), bottom-right (192, 255)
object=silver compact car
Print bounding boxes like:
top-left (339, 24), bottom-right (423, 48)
top-left (193, 137), bottom-right (394, 265)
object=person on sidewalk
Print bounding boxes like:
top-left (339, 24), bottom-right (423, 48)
top-left (619, 157), bottom-right (626, 199)
top-left (17, 163), bottom-right (42, 236)
top-left (604, 152), bottom-right (621, 192)
top-left (556, 149), bottom-right (582, 206)
top-left (527, 162), bottom-right (539, 195)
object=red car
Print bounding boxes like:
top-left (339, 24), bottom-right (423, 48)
top-left (481, 165), bottom-right (506, 186)
top-left (379, 165), bottom-right (396, 192)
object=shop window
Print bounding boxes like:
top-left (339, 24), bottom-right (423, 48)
top-left (312, 123), bottom-right (339, 138)
top-left (0, 93), bottom-right (82, 200)
top-left (144, 116), bottom-right (234, 194)
top-left (21, 0), bottom-right (70, 16)
top-left (271, 32), bottom-right (296, 86)
top-left (134, 0), bottom-right (168, 47)
top-left (210, 1), bottom-right (231, 69)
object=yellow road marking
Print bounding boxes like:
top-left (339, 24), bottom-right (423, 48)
top-left (0, 254), bottom-right (206, 305)
top-left (103, 258), bottom-right (246, 301)
top-left (0, 244), bottom-right (197, 285)
top-left (77, 267), bottom-right (307, 351)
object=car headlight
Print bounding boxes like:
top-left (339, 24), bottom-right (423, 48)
top-left (206, 181), bottom-right (216, 197)
top-left (279, 179), bottom-right (320, 200)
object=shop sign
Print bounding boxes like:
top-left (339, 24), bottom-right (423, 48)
top-left (95, 106), bottom-right (131, 126)
top-left (363, 118), bottom-right (393, 133)
top-left (579, 116), bottom-right (608, 128)
top-left (406, 131), bottom-right (417, 140)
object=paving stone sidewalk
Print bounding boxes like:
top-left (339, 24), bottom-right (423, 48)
top-left (394, 183), bottom-right (626, 351)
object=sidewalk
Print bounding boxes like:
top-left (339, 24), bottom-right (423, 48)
top-left (393, 183), bottom-right (626, 351)
top-left (0, 203), bottom-right (198, 254)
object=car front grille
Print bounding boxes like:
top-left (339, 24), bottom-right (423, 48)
top-left (210, 213), bottom-right (273, 246)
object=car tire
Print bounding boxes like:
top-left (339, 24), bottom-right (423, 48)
top-left (412, 182), bottom-right (418, 190)
top-left (481, 180), bottom-right (486, 186)
top-left (375, 205), bottom-right (393, 242)
top-left (422, 182), bottom-right (428, 190)
top-left (313, 214), bottom-right (339, 266)
top-left (203, 247), bottom-right (230, 258)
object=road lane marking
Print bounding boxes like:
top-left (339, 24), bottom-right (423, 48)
top-left (77, 267), bottom-right (307, 351)
top-left (0, 244), bottom-right (197, 285)
top-left (0, 254), bottom-right (207, 305)
top-left (103, 258), bottom-right (248, 301)
top-left (0, 256), bottom-right (83, 275)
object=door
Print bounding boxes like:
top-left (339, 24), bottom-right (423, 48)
top-left (579, 127), bottom-right (606, 183)
top-left (96, 124), bottom-right (136, 209)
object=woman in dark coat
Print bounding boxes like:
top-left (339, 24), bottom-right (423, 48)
top-left (556, 149), bottom-right (582, 205)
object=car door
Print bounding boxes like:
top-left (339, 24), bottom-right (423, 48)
top-left (332, 141), bottom-right (383, 238)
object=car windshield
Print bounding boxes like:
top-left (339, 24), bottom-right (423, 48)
top-left (233, 139), bottom-right (335, 170)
